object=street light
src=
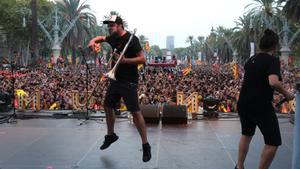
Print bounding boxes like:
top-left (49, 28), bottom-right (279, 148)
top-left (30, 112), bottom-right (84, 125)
top-left (18, 7), bottom-right (31, 28)
top-left (87, 16), bottom-right (90, 29)
top-left (210, 26), bottom-right (218, 64)
top-left (22, 17), bottom-right (26, 28)
top-left (250, 17), bottom-right (255, 57)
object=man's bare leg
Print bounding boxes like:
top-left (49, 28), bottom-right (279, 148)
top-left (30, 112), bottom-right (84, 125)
top-left (104, 106), bottom-right (115, 135)
top-left (100, 106), bottom-right (119, 150)
top-left (132, 111), bottom-right (151, 162)
top-left (258, 145), bottom-right (278, 169)
top-left (236, 135), bottom-right (253, 169)
top-left (132, 111), bottom-right (148, 144)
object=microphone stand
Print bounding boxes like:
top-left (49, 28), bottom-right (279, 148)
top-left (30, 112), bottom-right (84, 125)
top-left (78, 46), bottom-right (103, 125)
top-left (6, 52), bottom-right (18, 123)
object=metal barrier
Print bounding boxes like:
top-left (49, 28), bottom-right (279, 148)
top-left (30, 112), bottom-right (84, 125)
top-left (292, 82), bottom-right (300, 169)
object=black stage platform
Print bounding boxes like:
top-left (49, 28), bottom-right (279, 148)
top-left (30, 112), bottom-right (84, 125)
top-left (0, 116), bottom-right (294, 169)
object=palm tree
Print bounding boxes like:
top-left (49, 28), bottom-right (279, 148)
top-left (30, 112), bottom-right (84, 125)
top-left (239, 1), bottom-right (284, 62)
top-left (186, 36), bottom-right (194, 60)
top-left (214, 26), bottom-right (235, 63)
top-left (56, 0), bottom-right (96, 64)
top-left (245, 0), bottom-right (282, 29)
top-left (233, 14), bottom-right (253, 63)
top-left (186, 36), bottom-right (194, 46)
top-left (197, 36), bottom-right (205, 46)
top-left (203, 33), bottom-right (217, 64)
top-left (279, 0), bottom-right (300, 23)
top-left (138, 35), bottom-right (148, 50)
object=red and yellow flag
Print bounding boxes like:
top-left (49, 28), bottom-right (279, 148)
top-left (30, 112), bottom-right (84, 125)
top-left (232, 63), bottom-right (238, 80)
top-left (2, 57), bottom-right (9, 64)
top-left (138, 64), bottom-right (144, 70)
top-left (182, 64), bottom-right (192, 76)
top-left (183, 68), bottom-right (191, 76)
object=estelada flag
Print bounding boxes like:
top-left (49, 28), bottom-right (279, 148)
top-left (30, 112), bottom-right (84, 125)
top-left (232, 63), bottom-right (238, 80)
top-left (182, 67), bottom-right (192, 76)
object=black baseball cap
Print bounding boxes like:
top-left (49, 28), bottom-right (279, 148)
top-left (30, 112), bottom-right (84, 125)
top-left (103, 15), bottom-right (123, 25)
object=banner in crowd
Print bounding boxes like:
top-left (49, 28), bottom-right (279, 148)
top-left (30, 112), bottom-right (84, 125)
top-left (0, 70), bottom-right (27, 78)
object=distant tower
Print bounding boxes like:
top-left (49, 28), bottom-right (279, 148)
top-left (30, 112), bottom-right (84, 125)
top-left (166, 36), bottom-right (175, 50)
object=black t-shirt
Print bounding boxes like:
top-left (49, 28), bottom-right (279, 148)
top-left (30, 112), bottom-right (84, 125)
top-left (238, 53), bottom-right (282, 106)
top-left (106, 32), bottom-right (142, 84)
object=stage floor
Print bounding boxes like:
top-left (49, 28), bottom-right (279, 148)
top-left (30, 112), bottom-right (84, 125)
top-left (0, 117), bottom-right (294, 169)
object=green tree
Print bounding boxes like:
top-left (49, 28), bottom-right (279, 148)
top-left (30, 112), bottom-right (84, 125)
top-left (214, 26), bottom-right (235, 63)
top-left (233, 14), bottom-right (253, 63)
top-left (245, 0), bottom-right (283, 35)
top-left (0, 0), bottom-right (54, 66)
top-left (246, 0), bottom-right (281, 22)
top-left (56, 0), bottom-right (96, 64)
top-left (138, 35), bottom-right (148, 50)
top-left (149, 45), bottom-right (162, 58)
top-left (279, 0), bottom-right (300, 23)
top-left (174, 47), bottom-right (189, 60)
top-left (203, 29), bottom-right (218, 63)
top-left (186, 35), bottom-right (195, 60)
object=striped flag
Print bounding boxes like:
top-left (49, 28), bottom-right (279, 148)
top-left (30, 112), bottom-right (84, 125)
top-left (182, 65), bottom-right (192, 76)
top-left (138, 64), bottom-right (144, 70)
top-left (2, 57), bottom-right (9, 64)
top-left (232, 63), bottom-right (238, 80)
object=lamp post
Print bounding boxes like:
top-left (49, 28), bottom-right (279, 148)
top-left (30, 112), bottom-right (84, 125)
top-left (18, 7), bottom-right (31, 66)
top-left (280, 18), bottom-right (291, 65)
top-left (233, 50), bottom-right (238, 63)
top-left (38, 6), bottom-right (80, 63)
top-left (249, 17), bottom-right (255, 58)
top-left (19, 7), bottom-right (31, 28)
top-left (211, 27), bottom-right (219, 64)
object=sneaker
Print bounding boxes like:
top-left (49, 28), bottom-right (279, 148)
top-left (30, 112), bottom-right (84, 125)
top-left (100, 133), bottom-right (119, 150)
top-left (235, 166), bottom-right (244, 169)
top-left (142, 142), bottom-right (151, 162)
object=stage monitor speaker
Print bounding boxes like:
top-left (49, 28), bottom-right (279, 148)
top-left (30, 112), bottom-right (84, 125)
top-left (140, 105), bottom-right (160, 124)
top-left (162, 105), bottom-right (187, 124)
top-left (203, 97), bottom-right (220, 117)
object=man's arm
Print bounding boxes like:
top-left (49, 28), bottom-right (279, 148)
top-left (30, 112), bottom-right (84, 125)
top-left (269, 75), bottom-right (294, 101)
top-left (90, 36), bottom-right (106, 44)
top-left (268, 57), bottom-right (294, 101)
top-left (117, 50), bottom-right (146, 65)
top-left (88, 36), bottom-right (106, 52)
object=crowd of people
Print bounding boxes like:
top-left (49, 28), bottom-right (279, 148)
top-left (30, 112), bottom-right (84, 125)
top-left (0, 61), bottom-right (298, 113)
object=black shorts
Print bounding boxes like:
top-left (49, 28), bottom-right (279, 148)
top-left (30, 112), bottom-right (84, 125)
top-left (104, 80), bottom-right (140, 113)
top-left (237, 102), bottom-right (281, 146)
